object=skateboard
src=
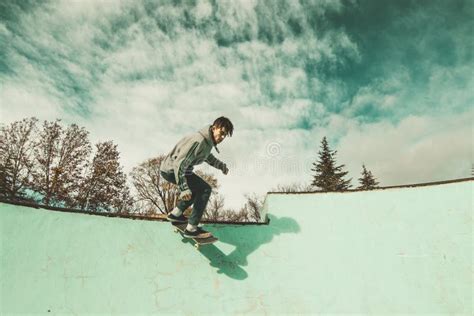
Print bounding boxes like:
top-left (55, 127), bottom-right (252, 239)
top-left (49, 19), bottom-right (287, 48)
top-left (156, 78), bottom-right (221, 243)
top-left (172, 222), bottom-right (218, 249)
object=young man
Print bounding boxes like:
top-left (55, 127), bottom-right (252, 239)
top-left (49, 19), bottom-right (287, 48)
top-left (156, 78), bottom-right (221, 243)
top-left (159, 117), bottom-right (233, 239)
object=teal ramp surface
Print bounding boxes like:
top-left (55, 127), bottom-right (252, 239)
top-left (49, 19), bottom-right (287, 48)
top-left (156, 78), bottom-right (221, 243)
top-left (1, 180), bottom-right (472, 314)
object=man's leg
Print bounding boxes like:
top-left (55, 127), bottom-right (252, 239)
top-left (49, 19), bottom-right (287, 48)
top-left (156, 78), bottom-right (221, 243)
top-left (160, 171), bottom-right (194, 214)
top-left (184, 173), bottom-right (212, 226)
top-left (175, 199), bottom-right (193, 215)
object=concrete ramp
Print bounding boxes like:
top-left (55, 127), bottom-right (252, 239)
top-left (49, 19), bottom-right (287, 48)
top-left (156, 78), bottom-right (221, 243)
top-left (1, 179), bottom-right (472, 314)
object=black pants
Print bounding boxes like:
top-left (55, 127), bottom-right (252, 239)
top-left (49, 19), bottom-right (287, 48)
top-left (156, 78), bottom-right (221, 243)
top-left (160, 171), bottom-right (211, 226)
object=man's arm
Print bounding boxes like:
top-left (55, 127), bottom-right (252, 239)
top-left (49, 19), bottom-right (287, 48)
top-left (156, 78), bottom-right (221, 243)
top-left (205, 153), bottom-right (228, 174)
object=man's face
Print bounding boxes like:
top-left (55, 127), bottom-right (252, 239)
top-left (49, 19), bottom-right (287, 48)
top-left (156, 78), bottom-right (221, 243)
top-left (212, 125), bottom-right (227, 144)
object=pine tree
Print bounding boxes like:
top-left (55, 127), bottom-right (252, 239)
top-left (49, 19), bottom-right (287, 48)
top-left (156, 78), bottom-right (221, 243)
top-left (357, 164), bottom-right (379, 190)
top-left (311, 137), bottom-right (352, 191)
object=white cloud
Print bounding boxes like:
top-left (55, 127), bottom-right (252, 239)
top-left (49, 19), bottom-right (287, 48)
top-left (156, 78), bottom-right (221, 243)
top-left (196, 107), bottom-right (473, 209)
top-left (425, 64), bottom-right (474, 110)
top-left (338, 111), bottom-right (474, 186)
top-left (1, 0), bottom-right (472, 212)
top-left (273, 68), bottom-right (307, 98)
top-left (0, 81), bottom-right (63, 123)
top-left (194, 0), bottom-right (213, 21)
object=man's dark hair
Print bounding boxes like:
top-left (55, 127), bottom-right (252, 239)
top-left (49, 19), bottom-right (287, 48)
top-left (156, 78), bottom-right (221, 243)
top-left (212, 116), bottom-right (234, 137)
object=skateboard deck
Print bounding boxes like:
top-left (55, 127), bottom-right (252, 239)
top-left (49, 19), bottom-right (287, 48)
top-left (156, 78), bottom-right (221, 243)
top-left (172, 222), bottom-right (218, 249)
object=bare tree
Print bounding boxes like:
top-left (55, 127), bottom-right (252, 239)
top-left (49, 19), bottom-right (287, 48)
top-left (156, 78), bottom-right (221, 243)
top-left (0, 127), bottom-right (9, 198)
top-left (31, 120), bottom-right (91, 206)
top-left (130, 156), bottom-right (220, 215)
top-left (113, 185), bottom-right (134, 214)
top-left (33, 120), bottom-right (62, 205)
top-left (0, 118), bottom-right (38, 200)
top-left (130, 156), bottom-right (174, 215)
top-left (204, 193), bottom-right (226, 221)
top-left (76, 141), bottom-right (130, 212)
top-left (241, 193), bottom-right (264, 222)
top-left (271, 182), bottom-right (314, 193)
top-left (203, 192), bottom-right (266, 223)
top-left (221, 207), bottom-right (251, 222)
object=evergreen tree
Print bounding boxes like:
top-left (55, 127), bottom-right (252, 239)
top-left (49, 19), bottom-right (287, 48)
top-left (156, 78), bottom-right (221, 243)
top-left (357, 164), bottom-right (380, 190)
top-left (311, 137), bottom-right (352, 191)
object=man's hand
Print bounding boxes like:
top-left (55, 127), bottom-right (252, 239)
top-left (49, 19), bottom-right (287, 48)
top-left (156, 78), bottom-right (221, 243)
top-left (222, 165), bottom-right (229, 175)
top-left (179, 190), bottom-right (192, 201)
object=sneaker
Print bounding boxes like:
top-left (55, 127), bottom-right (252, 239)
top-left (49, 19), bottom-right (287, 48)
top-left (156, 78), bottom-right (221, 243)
top-left (184, 227), bottom-right (212, 239)
top-left (167, 213), bottom-right (188, 223)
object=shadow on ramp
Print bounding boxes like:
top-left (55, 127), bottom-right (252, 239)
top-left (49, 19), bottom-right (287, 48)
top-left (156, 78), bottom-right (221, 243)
top-left (177, 215), bottom-right (300, 280)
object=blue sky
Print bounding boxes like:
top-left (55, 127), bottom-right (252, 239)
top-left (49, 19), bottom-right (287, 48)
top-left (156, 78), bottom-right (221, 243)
top-left (1, 0), bottom-right (473, 209)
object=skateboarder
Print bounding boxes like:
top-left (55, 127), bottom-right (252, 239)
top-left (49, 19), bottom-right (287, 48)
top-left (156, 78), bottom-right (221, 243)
top-left (160, 117), bottom-right (233, 239)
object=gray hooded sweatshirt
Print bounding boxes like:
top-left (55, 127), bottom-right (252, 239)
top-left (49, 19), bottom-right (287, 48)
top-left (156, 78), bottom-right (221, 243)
top-left (160, 125), bottom-right (227, 197)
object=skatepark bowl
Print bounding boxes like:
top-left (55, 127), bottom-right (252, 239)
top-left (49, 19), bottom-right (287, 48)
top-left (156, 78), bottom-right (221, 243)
top-left (1, 178), bottom-right (472, 315)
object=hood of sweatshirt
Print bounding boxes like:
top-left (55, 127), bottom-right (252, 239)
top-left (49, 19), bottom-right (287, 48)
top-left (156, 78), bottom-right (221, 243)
top-left (198, 125), bottom-right (220, 153)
